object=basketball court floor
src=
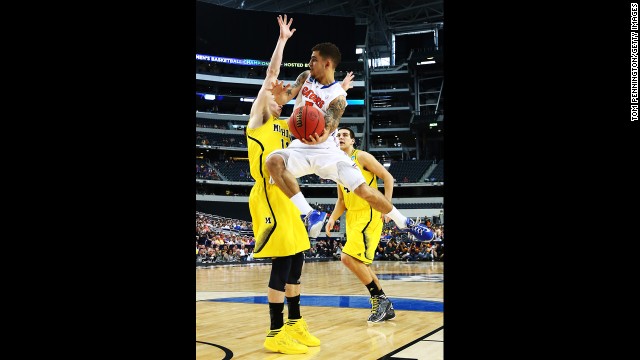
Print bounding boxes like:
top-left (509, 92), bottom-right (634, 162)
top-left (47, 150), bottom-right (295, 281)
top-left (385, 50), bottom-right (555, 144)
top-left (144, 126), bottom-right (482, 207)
top-left (196, 260), bottom-right (443, 359)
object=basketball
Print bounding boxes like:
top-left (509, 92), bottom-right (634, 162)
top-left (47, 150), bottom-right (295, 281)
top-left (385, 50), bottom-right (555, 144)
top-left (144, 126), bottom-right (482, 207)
top-left (287, 105), bottom-right (325, 140)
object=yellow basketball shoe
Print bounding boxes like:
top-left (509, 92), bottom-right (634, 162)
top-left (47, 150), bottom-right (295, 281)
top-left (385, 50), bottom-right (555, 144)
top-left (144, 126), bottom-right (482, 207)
top-left (285, 317), bottom-right (321, 347)
top-left (264, 326), bottom-right (308, 354)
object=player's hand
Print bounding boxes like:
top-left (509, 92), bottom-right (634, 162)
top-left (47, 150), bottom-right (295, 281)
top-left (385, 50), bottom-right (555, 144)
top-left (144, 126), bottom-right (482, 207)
top-left (268, 80), bottom-right (290, 97)
top-left (341, 71), bottom-right (354, 91)
top-left (325, 218), bottom-right (335, 237)
top-left (300, 129), bottom-right (330, 144)
top-left (381, 214), bottom-right (391, 223)
top-left (277, 14), bottom-right (296, 40)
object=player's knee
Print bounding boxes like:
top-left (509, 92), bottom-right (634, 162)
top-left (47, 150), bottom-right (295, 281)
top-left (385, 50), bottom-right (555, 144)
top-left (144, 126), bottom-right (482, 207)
top-left (269, 273), bottom-right (286, 292)
top-left (353, 183), bottom-right (374, 201)
top-left (340, 253), bottom-right (352, 267)
top-left (340, 252), bottom-right (359, 268)
top-left (287, 252), bottom-right (303, 283)
top-left (265, 155), bottom-right (283, 173)
top-left (269, 257), bottom-right (291, 292)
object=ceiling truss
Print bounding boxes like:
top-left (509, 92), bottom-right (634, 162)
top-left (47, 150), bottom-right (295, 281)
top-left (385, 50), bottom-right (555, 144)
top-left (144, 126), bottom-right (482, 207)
top-left (202, 0), bottom-right (443, 56)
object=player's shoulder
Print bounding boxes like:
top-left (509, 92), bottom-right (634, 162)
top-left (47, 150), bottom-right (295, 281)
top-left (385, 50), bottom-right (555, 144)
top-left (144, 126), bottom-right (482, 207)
top-left (329, 94), bottom-right (347, 105)
top-left (299, 70), bottom-right (311, 80)
top-left (247, 109), bottom-right (272, 129)
top-left (355, 148), bottom-right (369, 157)
top-left (356, 150), bottom-right (376, 162)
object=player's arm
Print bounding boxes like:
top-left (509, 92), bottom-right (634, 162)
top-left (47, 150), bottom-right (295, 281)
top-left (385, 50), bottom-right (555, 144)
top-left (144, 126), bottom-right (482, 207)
top-left (301, 95), bottom-right (347, 144)
top-left (325, 184), bottom-right (346, 237)
top-left (359, 150), bottom-right (394, 223)
top-left (324, 95), bottom-right (347, 134)
top-left (248, 15), bottom-right (295, 128)
top-left (273, 70), bottom-right (309, 106)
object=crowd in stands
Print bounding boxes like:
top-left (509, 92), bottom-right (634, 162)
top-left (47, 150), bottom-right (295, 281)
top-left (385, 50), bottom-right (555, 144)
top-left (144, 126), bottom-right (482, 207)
top-left (196, 160), bottom-right (220, 181)
top-left (196, 211), bottom-right (443, 264)
top-left (196, 212), bottom-right (255, 264)
top-left (375, 219), bottom-right (445, 261)
top-left (374, 237), bottom-right (444, 262)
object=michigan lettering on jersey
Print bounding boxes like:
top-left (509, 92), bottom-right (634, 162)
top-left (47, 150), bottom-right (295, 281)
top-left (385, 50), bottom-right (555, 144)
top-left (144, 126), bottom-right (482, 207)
top-left (301, 86), bottom-right (325, 109)
top-left (272, 123), bottom-right (290, 138)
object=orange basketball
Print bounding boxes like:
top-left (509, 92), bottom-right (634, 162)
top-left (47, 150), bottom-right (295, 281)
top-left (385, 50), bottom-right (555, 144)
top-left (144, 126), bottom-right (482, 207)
top-left (287, 105), bottom-right (325, 140)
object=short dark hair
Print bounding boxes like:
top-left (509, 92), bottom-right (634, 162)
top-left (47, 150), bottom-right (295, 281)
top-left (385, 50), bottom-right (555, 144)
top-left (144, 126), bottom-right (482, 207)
top-left (312, 42), bottom-right (342, 68)
top-left (338, 126), bottom-right (358, 148)
top-left (338, 126), bottom-right (355, 139)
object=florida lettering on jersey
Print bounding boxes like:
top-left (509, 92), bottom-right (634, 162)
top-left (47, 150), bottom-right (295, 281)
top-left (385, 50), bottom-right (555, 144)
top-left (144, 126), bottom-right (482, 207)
top-left (300, 86), bottom-right (325, 109)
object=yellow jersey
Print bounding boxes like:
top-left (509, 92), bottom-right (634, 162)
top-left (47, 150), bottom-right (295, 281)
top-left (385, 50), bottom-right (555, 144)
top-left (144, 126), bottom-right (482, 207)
top-left (246, 116), bottom-right (309, 257)
top-left (340, 149), bottom-right (378, 211)
top-left (247, 116), bottom-right (291, 181)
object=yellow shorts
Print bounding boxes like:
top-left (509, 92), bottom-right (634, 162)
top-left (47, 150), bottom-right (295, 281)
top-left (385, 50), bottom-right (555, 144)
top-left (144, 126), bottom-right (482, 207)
top-left (342, 208), bottom-right (383, 265)
top-left (249, 179), bottom-right (310, 258)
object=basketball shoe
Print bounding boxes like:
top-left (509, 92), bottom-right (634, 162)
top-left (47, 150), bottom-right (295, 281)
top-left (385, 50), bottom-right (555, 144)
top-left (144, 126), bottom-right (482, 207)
top-left (264, 326), bottom-right (308, 354)
top-left (368, 294), bottom-right (396, 323)
top-left (302, 210), bottom-right (327, 238)
top-left (403, 218), bottom-right (434, 241)
top-left (285, 317), bottom-right (321, 346)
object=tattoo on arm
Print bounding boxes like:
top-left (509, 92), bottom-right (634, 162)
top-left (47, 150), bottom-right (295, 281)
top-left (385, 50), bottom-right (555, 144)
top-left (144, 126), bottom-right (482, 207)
top-left (286, 82), bottom-right (297, 96)
top-left (324, 97), bottom-right (347, 132)
top-left (287, 71), bottom-right (308, 96)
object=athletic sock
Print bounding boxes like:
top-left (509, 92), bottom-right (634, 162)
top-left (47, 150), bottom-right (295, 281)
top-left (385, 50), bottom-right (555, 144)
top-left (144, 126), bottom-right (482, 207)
top-left (286, 295), bottom-right (301, 320)
top-left (291, 192), bottom-right (314, 215)
top-left (365, 280), bottom-right (383, 296)
top-left (385, 206), bottom-right (408, 229)
top-left (269, 302), bottom-right (285, 330)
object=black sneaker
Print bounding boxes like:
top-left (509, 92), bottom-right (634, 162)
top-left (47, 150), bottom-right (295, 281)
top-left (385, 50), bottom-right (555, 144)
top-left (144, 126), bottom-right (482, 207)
top-left (385, 300), bottom-right (396, 321)
top-left (368, 295), bottom-right (394, 323)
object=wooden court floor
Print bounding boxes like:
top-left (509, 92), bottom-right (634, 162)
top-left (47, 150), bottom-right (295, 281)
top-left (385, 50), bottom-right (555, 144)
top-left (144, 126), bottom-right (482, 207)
top-left (196, 260), bottom-right (444, 359)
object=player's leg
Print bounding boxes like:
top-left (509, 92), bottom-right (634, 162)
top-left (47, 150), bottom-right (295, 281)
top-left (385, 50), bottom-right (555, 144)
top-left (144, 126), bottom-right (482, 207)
top-left (264, 256), bottom-right (308, 354)
top-left (349, 181), bottom-right (433, 240)
top-left (265, 150), bottom-right (327, 237)
top-left (366, 266), bottom-right (396, 322)
top-left (284, 252), bottom-right (320, 346)
top-left (265, 150), bottom-right (306, 200)
top-left (341, 216), bottom-right (394, 323)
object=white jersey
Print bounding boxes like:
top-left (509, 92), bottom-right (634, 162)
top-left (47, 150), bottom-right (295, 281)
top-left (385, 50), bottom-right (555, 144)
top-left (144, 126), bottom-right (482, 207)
top-left (288, 76), bottom-right (347, 149)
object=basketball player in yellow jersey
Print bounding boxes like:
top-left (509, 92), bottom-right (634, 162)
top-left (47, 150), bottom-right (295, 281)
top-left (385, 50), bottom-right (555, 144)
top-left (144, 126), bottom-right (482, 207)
top-left (324, 127), bottom-right (397, 323)
top-left (245, 14), bottom-right (319, 355)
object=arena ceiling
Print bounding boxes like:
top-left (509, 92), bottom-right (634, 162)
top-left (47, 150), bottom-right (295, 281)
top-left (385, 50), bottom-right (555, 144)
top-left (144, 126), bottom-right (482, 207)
top-left (201, 0), bottom-right (444, 54)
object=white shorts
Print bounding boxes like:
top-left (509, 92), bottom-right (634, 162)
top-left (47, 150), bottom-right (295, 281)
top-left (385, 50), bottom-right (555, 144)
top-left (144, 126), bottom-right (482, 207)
top-left (267, 147), bottom-right (366, 191)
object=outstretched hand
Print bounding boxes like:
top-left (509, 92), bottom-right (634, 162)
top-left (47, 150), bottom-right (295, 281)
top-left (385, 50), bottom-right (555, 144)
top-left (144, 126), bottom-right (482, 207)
top-left (341, 71), bottom-right (355, 91)
top-left (268, 80), bottom-right (291, 98)
top-left (277, 14), bottom-right (296, 40)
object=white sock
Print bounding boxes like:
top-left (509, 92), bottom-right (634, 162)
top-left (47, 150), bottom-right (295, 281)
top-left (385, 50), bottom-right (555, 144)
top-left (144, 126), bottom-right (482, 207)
top-left (386, 206), bottom-right (408, 228)
top-left (291, 192), bottom-right (314, 216)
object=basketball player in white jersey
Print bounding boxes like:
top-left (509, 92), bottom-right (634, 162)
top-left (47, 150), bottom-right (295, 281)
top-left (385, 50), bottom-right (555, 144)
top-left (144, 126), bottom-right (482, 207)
top-left (266, 43), bottom-right (434, 241)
